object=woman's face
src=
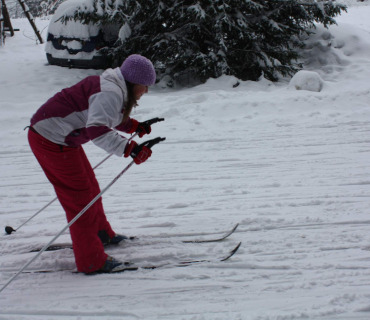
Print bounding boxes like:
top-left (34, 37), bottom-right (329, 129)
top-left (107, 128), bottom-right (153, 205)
top-left (133, 84), bottom-right (149, 100)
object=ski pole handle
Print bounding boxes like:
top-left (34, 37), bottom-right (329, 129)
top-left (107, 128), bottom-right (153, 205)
top-left (139, 137), bottom-right (166, 150)
top-left (143, 117), bottom-right (165, 126)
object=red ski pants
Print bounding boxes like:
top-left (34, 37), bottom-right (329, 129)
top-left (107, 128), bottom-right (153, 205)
top-left (28, 129), bottom-right (115, 273)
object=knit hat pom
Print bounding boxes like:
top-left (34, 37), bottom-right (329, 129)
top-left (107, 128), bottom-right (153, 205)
top-left (120, 54), bottom-right (156, 86)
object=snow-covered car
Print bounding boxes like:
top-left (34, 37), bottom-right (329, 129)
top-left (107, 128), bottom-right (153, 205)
top-left (45, 0), bottom-right (119, 69)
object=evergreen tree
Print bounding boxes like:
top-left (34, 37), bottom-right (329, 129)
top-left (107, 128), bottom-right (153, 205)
top-left (10, 0), bottom-right (66, 18)
top-left (67, 0), bottom-right (347, 84)
top-left (39, 0), bottom-right (66, 16)
top-left (57, 0), bottom-right (137, 26)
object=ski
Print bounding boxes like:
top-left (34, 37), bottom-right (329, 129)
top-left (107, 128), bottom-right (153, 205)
top-left (27, 223), bottom-right (239, 253)
top-left (14, 242), bottom-right (242, 275)
top-left (87, 241), bottom-right (242, 274)
top-left (182, 223), bottom-right (239, 243)
top-left (28, 236), bottom-right (137, 253)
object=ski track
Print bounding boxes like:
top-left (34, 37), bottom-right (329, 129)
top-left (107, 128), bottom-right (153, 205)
top-left (1, 10), bottom-right (370, 320)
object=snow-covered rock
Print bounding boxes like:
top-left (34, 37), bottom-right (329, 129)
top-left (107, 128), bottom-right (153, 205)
top-left (289, 70), bottom-right (324, 92)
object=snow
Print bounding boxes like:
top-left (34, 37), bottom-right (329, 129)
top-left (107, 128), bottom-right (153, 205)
top-left (1, 3), bottom-right (370, 319)
top-left (289, 71), bottom-right (324, 92)
top-left (118, 22), bottom-right (131, 42)
top-left (47, 0), bottom-right (100, 39)
top-left (62, 39), bottom-right (83, 49)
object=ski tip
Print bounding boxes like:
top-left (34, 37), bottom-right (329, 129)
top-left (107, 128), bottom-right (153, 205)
top-left (220, 242), bottom-right (242, 262)
top-left (234, 241), bottom-right (242, 252)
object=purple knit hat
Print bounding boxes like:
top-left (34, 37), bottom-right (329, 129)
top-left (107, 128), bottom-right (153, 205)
top-left (120, 54), bottom-right (156, 86)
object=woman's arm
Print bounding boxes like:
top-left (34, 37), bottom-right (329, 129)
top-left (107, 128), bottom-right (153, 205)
top-left (86, 91), bottom-right (128, 156)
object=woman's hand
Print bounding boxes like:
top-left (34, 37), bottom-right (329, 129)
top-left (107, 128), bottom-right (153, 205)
top-left (129, 119), bottom-right (152, 138)
top-left (124, 140), bottom-right (152, 164)
top-left (136, 121), bottom-right (151, 138)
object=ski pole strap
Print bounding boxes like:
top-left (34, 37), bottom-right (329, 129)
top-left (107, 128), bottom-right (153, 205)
top-left (139, 137), bottom-right (166, 150)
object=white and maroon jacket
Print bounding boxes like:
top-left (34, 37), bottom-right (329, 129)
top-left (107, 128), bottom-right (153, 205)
top-left (31, 68), bottom-right (134, 157)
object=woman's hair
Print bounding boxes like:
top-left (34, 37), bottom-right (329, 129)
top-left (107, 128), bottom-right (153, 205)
top-left (123, 81), bottom-right (138, 121)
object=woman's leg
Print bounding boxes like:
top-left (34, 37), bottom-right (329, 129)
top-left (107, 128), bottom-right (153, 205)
top-left (78, 147), bottom-right (116, 239)
top-left (28, 130), bottom-right (107, 273)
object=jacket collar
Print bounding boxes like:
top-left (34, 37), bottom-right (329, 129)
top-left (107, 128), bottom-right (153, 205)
top-left (101, 68), bottom-right (128, 103)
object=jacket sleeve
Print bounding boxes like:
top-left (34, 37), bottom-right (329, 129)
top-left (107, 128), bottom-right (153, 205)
top-left (115, 117), bottom-right (135, 133)
top-left (86, 91), bottom-right (128, 157)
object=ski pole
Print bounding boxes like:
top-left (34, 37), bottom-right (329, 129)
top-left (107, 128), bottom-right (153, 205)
top-left (0, 137), bottom-right (166, 294)
top-left (4, 117), bottom-right (165, 235)
top-left (4, 138), bottom-right (129, 235)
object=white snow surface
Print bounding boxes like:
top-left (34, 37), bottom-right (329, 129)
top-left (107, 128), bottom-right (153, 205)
top-left (1, 4), bottom-right (370, 319)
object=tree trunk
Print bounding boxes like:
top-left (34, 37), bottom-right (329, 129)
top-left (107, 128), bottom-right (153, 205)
top-left (1, 0), bottom-right (14, 37)
top-left (17, 0), bottom-right (43, 43)
top-left (0, 2), bottom-right (3, 46)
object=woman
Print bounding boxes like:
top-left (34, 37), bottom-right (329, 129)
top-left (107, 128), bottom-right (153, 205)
top-left (28, 54), bottom-right (156, 274)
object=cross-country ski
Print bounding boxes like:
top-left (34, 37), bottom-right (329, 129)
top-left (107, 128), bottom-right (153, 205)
top-left (26, 223), bottom-right (239, 252)
top-left (3, 242), bottom-right (242, 275)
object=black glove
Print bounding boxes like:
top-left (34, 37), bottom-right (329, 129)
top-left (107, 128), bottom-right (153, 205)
top-left (136, 120), bottom-right (152, 138)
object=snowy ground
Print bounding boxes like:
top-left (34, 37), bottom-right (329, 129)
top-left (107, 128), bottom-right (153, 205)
top-left (1, 3), bottom-right (370, 319)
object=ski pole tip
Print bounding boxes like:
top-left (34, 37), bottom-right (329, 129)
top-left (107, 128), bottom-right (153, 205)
top-left (5, 226), bottom-right (15, 235)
